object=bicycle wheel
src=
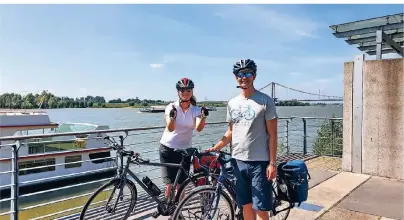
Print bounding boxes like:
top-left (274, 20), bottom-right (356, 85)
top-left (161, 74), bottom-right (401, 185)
top-left (79, 178), bottom-right (137, 220)
top-left (172, 185), bottom-right (235, 220)
top-left (176, 171), bottom-right (218, 202)
top-left (271, 181), bottom-right (291, 220)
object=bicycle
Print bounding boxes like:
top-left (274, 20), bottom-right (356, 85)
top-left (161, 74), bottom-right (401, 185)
top-left (79, 135), bottom-right (219, 220)
top-left (230, 105), bottom-right (255, 121)
top-left (172, 151), bottom-right (294, 220)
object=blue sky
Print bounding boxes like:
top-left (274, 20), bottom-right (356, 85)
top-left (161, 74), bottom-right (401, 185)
top-left (0, 4), bottom-right (402, 101)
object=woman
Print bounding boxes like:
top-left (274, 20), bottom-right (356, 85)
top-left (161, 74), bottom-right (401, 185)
top-left (159, 77), bottom-right (209, 199)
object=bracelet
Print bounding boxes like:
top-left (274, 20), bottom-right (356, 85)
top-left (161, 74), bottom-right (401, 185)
top-left (269, 161), bottom-right (277, 167)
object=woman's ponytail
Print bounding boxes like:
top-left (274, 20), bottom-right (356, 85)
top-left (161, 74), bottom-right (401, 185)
top-left (190, 95), bottom-right (197, 106)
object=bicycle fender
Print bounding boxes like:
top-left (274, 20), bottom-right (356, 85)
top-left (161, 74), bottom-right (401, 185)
top-left (189, 185), bottom-right (216, 193)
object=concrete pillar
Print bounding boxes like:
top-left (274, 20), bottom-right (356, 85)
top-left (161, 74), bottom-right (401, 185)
top-left (343, 54), bottom-right (365, 173)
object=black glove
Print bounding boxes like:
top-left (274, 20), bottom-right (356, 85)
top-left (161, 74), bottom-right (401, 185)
top-left (201, 106), bottom-right (209, 118)
top-left (169, 105), bottom-right (177, 119)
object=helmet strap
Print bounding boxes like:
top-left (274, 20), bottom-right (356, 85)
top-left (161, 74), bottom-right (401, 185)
top-left (237, 83), bottom-right (253, 90)
top-left (178, 94), bottom-right (190, 103)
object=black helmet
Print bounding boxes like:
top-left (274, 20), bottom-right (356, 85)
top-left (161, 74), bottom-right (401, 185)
top-left (233, 59), bottom-right (257, 74)
top-left (176, 78), bottom-right (195, 90)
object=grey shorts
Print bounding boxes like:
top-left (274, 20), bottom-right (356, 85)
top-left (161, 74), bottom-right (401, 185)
top-left (232, 159), bottom-right (273, 211)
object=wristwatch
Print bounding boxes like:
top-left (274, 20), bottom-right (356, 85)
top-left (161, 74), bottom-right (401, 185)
top-left (269, 161), bottom-right (277, 167)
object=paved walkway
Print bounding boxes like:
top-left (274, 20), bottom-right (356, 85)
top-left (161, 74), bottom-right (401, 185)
top-left (327, 176), bottom-right (403, 220)
top-left (287, 173), bottom-right (403, 220)
top-left (130, 156), bottom-right (404, 220)
top-left (57, 156), bottom-right (404, 220)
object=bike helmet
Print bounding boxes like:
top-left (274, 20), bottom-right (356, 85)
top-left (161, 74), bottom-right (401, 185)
top-left (176, 78), bottom-right (195, 90)
top-left (233, 59), bottom-right (257, 74)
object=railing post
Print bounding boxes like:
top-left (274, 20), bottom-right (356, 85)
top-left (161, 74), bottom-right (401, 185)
top-left (303, 118), bottom-right (307, 155)
top-left (331, 120), bottom-right (335, 156)
top-left (11, 143), bottom-right (20, 220)
top-left (285, 120), bottom-right (289, 154)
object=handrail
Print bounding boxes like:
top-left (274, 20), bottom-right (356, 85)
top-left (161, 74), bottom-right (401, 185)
top-left (0, 117), bottom-right (342, 142)
top-left (0, 115), bottom-right (343, 220)
top-left (0, 121), bottom-right (228, 142)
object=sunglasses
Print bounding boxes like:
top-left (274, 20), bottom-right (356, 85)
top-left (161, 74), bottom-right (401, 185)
top-left (178, 88), bottom-right (193, 93)
top-left (236, 72), bottom-right (254, 78)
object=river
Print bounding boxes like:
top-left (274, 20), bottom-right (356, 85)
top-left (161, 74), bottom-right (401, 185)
top-left (44, 105), bottom-right (342, 129)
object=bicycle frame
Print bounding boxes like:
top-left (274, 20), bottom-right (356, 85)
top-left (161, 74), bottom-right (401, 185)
top-left (119, 156), bottom-right (193, 206)
top-left (193, 152), bottom-right (235, 219)
top-left (111, 136), bottom-right (207, 209)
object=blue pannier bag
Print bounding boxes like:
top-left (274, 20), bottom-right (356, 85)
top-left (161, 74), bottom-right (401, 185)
top-left (276, 160), bottom-right (311, 205)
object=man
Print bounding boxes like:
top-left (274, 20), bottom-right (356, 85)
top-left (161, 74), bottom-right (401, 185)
top-left (207, 59), bottom-right (278, 220)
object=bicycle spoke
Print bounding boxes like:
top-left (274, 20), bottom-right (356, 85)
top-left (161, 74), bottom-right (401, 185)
top-left (81, 181), bottom-right (135, 220)
top-left (175, 189), bottom-right (233, 220)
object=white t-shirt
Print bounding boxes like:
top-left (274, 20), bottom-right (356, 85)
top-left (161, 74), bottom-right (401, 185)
top-left (160, 100), bottom-right (202, 149)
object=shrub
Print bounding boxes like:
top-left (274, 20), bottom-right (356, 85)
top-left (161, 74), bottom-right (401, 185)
top-left (312, 114), bottom-right (343, 157)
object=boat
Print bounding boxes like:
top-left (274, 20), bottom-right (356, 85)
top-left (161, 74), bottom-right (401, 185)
top-left (0, 110), bottom-right (116, 198)
top-left (205, 106), bottom-right (217, 111)
top-left (138, 105), bottom-right (166, 113)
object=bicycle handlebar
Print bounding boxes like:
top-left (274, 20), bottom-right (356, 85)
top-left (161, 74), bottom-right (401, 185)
top-left (103, 135), bottom-right (231, 170)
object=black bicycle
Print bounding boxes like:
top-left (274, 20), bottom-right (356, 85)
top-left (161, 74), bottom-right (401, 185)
top-left (172, 151), bottom-right (294, 220)
top-left (79, 135), bottom-right (218, 220)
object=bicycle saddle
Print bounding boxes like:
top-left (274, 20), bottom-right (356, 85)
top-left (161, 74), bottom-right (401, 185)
top-left (133, 152), bottom-right (150, 163)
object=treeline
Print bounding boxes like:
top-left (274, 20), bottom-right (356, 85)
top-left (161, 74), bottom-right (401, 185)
top-left (275, 100), bottom-right (310, 106)
top-left (0, 91), bottom-right (168, 109)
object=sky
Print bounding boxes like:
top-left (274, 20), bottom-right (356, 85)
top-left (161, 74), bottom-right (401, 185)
top-left (0, 4), bottom-right (402, 102)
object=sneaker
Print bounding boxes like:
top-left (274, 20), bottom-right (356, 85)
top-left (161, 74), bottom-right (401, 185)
top-left (151, 209), bottom-right (160, 218)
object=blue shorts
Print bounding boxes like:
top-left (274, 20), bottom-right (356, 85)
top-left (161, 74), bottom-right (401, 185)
top-left (231, 159), bottom-right (273, 211)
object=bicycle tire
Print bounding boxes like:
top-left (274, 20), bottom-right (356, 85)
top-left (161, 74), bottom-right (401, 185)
top-left (175, 171), bottom-right (218, 202)
top-left (172, 185), bottom-right (235, 220)
top-left (271, 199), bottom-right (291, 220)
top-left (79, 178), bottom-right (137, 220)
top-left (271, 182), bottom-right (291, 220)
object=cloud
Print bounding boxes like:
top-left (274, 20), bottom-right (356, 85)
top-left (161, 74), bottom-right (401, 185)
top-left (215, 5), bottom-right (321, 41)
top-left (291, 55), bottom-right (353, 68)
top-left (288, 72), bottom-right (302, 76)
top-left (160, 53), bottom-right (283, 75)
top-left (149, 63), bottom-right (164, 69)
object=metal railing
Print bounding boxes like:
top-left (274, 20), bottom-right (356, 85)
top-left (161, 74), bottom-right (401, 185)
top-left (0, 117), bottom-right (342, 220)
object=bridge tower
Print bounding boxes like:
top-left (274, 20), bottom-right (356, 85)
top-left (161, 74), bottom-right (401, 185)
top-left (271, 82), bottom-right (277, 102)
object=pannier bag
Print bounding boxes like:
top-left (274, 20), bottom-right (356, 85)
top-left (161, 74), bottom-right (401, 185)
top-left (193, 155), bottom-right (222, 186)
top-left (193, 155), bottom-right (221, 170)
top-left (276, 160), bottom-right (311, 205)
top-left (193, 155), bottom-right (221, 178)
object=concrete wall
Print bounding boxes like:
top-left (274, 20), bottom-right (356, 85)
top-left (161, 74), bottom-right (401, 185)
top-left (343, 56), bottom-right (404, 180)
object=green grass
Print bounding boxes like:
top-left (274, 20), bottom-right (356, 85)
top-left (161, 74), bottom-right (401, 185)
top-left (0, 190), bottom-right (113, 220)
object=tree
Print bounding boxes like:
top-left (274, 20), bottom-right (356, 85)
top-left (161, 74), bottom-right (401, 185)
top-left (0, 91), bottom-right (169, 109)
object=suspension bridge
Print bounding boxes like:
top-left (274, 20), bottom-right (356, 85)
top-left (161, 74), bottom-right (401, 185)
top-left (258, 82), bottom-right (343, 103)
